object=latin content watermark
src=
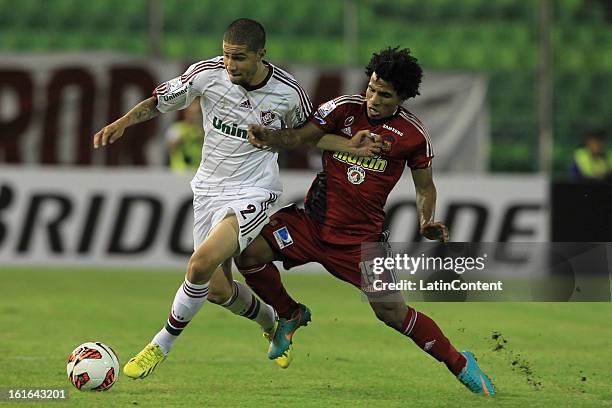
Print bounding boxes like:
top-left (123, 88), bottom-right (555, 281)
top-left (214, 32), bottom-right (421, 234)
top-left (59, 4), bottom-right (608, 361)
top-left (360, 242), bottom-right (612, 301)
top-left (368, 252), bottom-right (502, 293)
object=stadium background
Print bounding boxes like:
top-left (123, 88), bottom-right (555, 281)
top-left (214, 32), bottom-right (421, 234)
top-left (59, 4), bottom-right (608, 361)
top-left (1, 0), bottom-right (612, 173)
top-left (1, 1), bottom-right (611, 407)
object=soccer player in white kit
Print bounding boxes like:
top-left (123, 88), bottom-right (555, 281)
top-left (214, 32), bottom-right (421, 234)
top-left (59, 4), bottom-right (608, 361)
top-left (93, 18), bottom-right (379, 379)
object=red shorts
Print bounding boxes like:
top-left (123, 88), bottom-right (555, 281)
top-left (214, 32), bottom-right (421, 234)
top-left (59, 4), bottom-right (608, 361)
top-left (260, 205), bottom-right (396, 296)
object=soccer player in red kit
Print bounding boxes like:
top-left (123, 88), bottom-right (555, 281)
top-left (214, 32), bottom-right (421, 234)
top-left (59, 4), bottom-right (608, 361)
top-left (238, 47), bottom-right (496, 396)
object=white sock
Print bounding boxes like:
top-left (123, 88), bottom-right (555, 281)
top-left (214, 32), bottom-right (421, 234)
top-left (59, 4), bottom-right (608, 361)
top-left (151, 278), bottom-right (209, 354)
top-left (221, 280), bottom-right (276, 333)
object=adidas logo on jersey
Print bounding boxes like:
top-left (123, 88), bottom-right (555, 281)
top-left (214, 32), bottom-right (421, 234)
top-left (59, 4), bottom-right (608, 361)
top-left (341, 127), bottom-right (352, 136)
top-left (239, 99), bottom-right (252, 109)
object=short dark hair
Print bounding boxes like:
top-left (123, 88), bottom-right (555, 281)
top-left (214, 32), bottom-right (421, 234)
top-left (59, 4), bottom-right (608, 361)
top-left (223, 18), bottom-right (266, 51)
top-left (365, 47), bottom-right (422, 99)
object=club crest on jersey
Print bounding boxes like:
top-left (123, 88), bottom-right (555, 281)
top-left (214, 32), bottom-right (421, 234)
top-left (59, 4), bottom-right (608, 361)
top-left (273, 227), bottom-right (293, 249)
top-left (260, 110), bottom-right (278, 126)
top-left (344, 116), bottom-right (355, 126)
top-left (382, 135), bottom-right (395, 153)
top-left (347, 165), bottom-right (366, 185)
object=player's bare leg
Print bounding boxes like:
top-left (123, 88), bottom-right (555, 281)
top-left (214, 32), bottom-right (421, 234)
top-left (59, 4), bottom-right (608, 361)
top-left (207, 260), bottom-right (235, 301)
top-left (235, 236), bottom-right (310, 367)
top-left (185, 214), bottom-right (241, 283)
top-left (235, 236), bottom-right (300, 319)
top-left (207, 259), bottom-right (277, 340)
top-left (368, 295), bottom-right (495, 396)
top-left (124, 215), bottom-right (241, 379)
top-left (208, 257), bottom-right (295, 368)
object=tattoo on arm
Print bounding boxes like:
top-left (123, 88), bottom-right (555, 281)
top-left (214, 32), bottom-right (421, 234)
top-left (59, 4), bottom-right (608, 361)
top-left (125, 97), bottom-right (160, 126)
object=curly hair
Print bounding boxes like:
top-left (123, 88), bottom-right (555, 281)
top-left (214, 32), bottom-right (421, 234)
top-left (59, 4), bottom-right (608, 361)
top-left (365, 47), bottom-right (422, 99)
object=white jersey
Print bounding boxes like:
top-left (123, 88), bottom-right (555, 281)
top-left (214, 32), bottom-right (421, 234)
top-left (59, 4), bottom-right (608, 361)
top-left (154, 56), bottom-right (313, 196)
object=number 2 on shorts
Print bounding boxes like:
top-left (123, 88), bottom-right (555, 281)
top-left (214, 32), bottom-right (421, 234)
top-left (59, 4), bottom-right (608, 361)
top-left (239, 204), bottom-right (257, 219)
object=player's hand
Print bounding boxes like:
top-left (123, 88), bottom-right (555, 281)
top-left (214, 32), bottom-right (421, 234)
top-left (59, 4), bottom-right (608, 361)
top-left (420, 222), bottom-right (449, 242)
top-left (248, 124), bottom-right (271, 149)
top-left (93, 120), bottom-right (127, 149)
top-left (347, 130), bottom-right (382, 157)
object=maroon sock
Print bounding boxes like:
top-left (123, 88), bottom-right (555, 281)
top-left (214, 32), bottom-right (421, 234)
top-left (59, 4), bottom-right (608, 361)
top-left (401, 308), bottom-right (467, 376)
top-left (239, 263), bottom-right (299, 319)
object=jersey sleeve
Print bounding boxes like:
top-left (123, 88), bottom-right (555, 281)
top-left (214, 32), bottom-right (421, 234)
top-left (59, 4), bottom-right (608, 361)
top-left (283, 83), bottom-right (314, 129)
top-left (153, 61), bottom-right (211, 113)
top-left (406, 128), bottom-right (434, 169)
top-left (309, 98), bottom-right (344, 133)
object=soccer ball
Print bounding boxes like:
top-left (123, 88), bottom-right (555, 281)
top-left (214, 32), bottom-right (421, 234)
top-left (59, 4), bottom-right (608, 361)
top-left (66, 342), bottom-right (119, 391)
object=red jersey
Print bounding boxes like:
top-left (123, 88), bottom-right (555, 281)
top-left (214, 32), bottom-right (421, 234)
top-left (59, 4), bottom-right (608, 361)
top-left (305, 94), bottom-right (433, 245)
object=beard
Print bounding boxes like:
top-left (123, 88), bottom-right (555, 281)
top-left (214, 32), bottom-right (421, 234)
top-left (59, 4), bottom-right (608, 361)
top-left (227, 69), bottom-right (255, 87)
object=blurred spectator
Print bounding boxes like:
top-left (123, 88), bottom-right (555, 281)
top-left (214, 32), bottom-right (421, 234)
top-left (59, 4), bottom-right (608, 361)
top-left (165, 98), bottom-right (204, 173)
top-left (570, 129), bottom-right (612, 180)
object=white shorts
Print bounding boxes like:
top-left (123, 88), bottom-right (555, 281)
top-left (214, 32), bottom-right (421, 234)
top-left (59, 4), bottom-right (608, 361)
top-left (191, 187), bottom-right (280, 253)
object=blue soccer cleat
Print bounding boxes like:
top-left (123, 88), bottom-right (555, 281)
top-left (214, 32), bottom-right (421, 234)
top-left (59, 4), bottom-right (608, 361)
top-left (457, 351), bottom-right (496, 396)
top-left (268, 304), bottom-right (311, 360)
top-left (263, 319), bottom-right (293, 369)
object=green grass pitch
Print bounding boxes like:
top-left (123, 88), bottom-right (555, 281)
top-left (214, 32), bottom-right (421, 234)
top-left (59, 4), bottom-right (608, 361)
top-left (1, 267), bottom-right (611, 407)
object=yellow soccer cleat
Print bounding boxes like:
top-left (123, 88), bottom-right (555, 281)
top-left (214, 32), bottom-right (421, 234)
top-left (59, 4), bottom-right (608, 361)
top-left (123, 344), bottom-right (166, 379)
top-left (264, 321), bottom-right (294, 369)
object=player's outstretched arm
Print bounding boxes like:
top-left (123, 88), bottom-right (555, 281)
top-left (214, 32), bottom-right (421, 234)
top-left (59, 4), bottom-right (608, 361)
top-left (411, 167), bottom-right (449, 242)
top-left (248, 123), bottom-right (324, 150)
top-left (93, 96), bottom-right (160, 148)
top-left (248, 124), bottom-right (381, 157)
top-left (316, 130), bottom-right (382, 157)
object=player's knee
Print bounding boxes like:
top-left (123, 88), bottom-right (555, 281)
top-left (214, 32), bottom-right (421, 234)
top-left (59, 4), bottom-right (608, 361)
top-left (234, 236), bottom-right (275, 274)
top-left (186, 254), bottom-right (217, 283)
top-left (372, 303), bottom-right (404, 331)
top-left (233, 253), bottom-right (251, 273)
top-left (234, 253), bottom-right (265, 276)
top-left (207, 280), bottom-right (233, 304)
top-left (372, 305), bottom-right (392, 324)
top-left (234, 257), bottom-right (266, 277)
